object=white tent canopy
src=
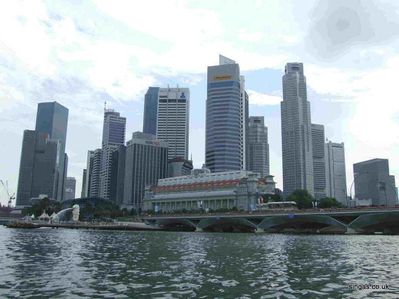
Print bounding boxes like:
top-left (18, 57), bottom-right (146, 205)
top-left (38, 211), bottom-right (50, 221)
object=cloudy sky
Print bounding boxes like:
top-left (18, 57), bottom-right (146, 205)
top-left (1, 0), bottom-right (399, 205)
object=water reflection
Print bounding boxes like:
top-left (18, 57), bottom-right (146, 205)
top-left (1, 227), bottom-right (399, 298)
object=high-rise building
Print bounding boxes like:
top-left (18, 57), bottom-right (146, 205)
top-left (168, 157), bottom-right (193, 177)
top-left (89, 149), bottom-right (102, 198)
top-left (206, 55), bottom-right (246, 172)
top-left (81, 169), bottom-right (87, 198)
top-left (100, 109), bottom-right (126, 200)
top-left (110, 145), bottom-right (126, 205)
top-left (143, 87), bottom-right (160, 136)
top-left (157, 87), bottom-right (190, 160)
top-left (83, 150), bottom-right (94, 198)
top-left (35, 101), bottom-right (68, 201)
top-left (281, 63), bottom-right (314, 197)
top-left (143, 87), bottom-right (190, 160)
top-left (353, 158), bottom-right (397, 206)
top-left (311, 124), bottom-right (326, 199)
top-left (325, 141), bottom-right (347, 205)
top-left (247, 116), bottom-right (269, 177)
top-left (16, 130), bottom-right (59, 206)
top-left (65, 177), bottom-right (76, 200)
top-left (123, 132), bottom-right (168, 211)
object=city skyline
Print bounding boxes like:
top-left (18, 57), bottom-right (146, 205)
top-left (1, 1), bottom-right (399, 204)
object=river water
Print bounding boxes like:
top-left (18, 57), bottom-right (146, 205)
top-left (0, 226), bottom-right (398, 298)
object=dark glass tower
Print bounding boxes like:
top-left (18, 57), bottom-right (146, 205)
top-left (35, 101), bottom-right (68, 201)
top-left (143, 87), bottom-right (160, 136)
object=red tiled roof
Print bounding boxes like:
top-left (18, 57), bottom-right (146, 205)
top-left (151, 179), bottom-right (241, 193)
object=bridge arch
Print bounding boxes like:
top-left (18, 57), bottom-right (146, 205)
top-left (197, 217), bottom-right (257, 233)
top-left (258, 214), bottom-right (347, 232)
top-left (349, 211), bottom-right (399, 233)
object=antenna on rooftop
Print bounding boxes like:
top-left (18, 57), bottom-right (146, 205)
top-left (104, 101), bottom-right (107, 111)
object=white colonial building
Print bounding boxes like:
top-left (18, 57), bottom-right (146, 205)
top-left (143, 170), bottom-right (276, 212)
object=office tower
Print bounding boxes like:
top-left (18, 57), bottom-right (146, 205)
top-left (353, 158), bottom-right (397, 206)
top-left (63, 153), bottom-right (68, 199)
top-left (65, 177), bottom-right (76, 200)
top-left (168, 157), bottom-right (193, 177)
top-left (100, 109), bottom-right (126, 200)
top-left (35, 101), bottom-right (68, 201)
top-left (311, 124), bottom-right (326, 199)
top-left (89, 149), bottom-right (102, 198)
top-left (240, 76), bottom-right (249, 170)
top-left (143, 87), bottom-right (160, 136)
top-left (84, 150), bottom-right (94, 197)
top-left (157, 87), bottom-right (190, 160)
top-left (206, 55), bottom-right (246, 172)
top-left (247, 116), bottom-right (269, 177)
top-left (110, 145), bottom-right (126, 205)
top-left (16, 130), bottom-right (59, 206)
top-left (281, 63), bottom-right (314, 197)
top-left (123, 132), bottom-right (168, 211)
top-left (325, 141), bottom-right (347, 205)
top-left (81, 169), bottom-right (87, 198)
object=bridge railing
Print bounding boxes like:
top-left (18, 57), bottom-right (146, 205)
top-left (141, 206), bottom-right (399, 218)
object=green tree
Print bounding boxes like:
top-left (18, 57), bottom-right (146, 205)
top-left (287, 189), bottom-right (314, 209)
top-left (262, 193), bottom-right (283, 203)
top-left (22, 197), bottom-right (61, 217)
top-left (318, 197), bottom-right (342, 208)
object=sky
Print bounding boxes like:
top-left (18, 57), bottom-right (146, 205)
top-left (1, 0), bottom-right (399, 205)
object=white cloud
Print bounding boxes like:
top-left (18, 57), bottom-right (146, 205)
top-left (248, 90), bottom-right (282, 106)
top-left (238, 29), bottom-right (264, 42)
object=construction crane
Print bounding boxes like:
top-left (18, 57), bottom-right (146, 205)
top-left (0, 180), bottom-right (15, 207)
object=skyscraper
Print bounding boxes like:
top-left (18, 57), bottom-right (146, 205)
top-left (81, 169), bottom-right (87, 198)
top-left (110, 145), bottom-right (126, 205)
top-left (143, 87), bottom-right (160, 136)
top-left (240, 76), bottom-right (249, 170)
top-left (157, 87), bottom-right (190, 160)
top-left (325, 141), bottom-right (347, 205)
top-left (143, 87), bottom-right (190, 160)
top-left (16, 130), bottom-right (59, 206)
top-left (311, 124), bottom-right (326, 199)
top-left (35, 101), bottom-right (68, 201)
top-left (281, 63), bottom-right (314, 197)
top-left (247, 116), bottom-right (269, 177)
top-left (353, 158), bottom-right (397, 206)
top-left (65, 177), bottom-right (76, 200)
top-left (206, 55), bottom-right (246, 172)
top-left (123, 132), bottom-right (168, 211)
top-left (100, 109), bottom-right (126, 201)
top-left (89, 148), bottom-right (102, 198)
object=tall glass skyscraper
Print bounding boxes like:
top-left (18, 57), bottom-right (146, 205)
top-left (16, 130), bottom-right (59, 206)
top-left (35, 101), bottom-right (68, 201)
top-left (312, 124), bottom-right (326, 199)
top-left (281, 63), bottom-right (314, 197)
top-left (206, 55), bottom-right (246, 172)
top-left (247, 116), bottom-right (269, 177)
top-left (100, 109), bottom-right (126, 201)
top-left (325, 141), bottom-right (347, 205)
top-left (143, 87), bottom-right (160, 136)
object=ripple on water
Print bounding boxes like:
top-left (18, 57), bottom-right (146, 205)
top-left (1, 229), bottom-right (399, 298)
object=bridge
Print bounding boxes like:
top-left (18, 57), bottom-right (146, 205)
top-left (141, 208), bottom-right (399, 234)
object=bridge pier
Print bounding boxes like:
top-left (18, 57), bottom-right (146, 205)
top-left (255, 228), bottom-right (265, 233)
top-left (345, 227), bottom-right (357, 235)
top-left (195, 227), bottom-right (203, 232)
